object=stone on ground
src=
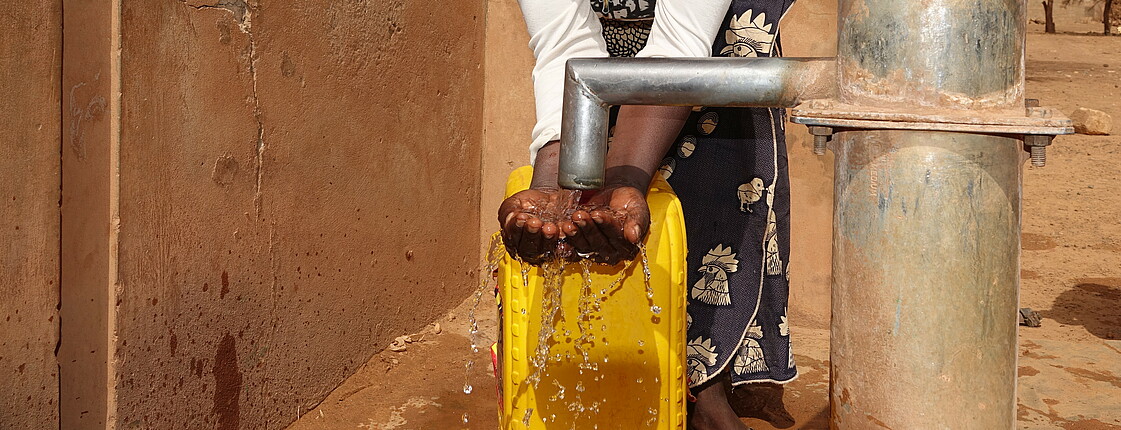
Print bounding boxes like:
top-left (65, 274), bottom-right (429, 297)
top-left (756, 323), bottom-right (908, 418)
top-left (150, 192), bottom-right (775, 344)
top-left (1070, 107), bottom-right (1113, 135)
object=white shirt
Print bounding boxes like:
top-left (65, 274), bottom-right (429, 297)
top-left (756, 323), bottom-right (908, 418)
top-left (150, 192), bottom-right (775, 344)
top-left (518, 0), bottom-right (734, 162)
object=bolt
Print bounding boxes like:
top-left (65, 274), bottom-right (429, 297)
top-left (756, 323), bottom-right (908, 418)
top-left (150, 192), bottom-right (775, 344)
top-left (813, 135), bottom-right (828, 155)
top-left (1030, 146), bottom-right (1046, 167)
top-left (1023, 134), bottom-right (1052, 167)
top-left (808, 126), bottom-right (834, 156)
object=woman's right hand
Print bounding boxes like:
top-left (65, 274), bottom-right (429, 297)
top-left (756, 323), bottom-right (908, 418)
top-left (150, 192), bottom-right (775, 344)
top-left (497, 187), bottom-right (580, 265)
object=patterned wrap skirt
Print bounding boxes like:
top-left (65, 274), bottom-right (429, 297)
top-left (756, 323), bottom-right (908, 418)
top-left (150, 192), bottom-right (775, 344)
top-left (596, 0), bottom-right (798, 388)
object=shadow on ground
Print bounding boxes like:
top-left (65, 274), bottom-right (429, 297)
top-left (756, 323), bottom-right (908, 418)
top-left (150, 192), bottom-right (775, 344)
top-left (1046, 279), bottom-right (1121, 340)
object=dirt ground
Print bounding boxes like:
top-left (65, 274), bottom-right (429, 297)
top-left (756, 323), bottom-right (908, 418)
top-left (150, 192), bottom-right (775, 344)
top-left (288, 31), bottom-right (1121, 430)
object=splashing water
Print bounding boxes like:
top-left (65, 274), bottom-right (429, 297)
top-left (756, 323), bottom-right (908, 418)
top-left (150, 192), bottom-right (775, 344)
top-left (639, 243), bottom-right (655, 302)
top-left (471, 215), bottom-right (664, 426)
top-left (526, 258), bottom-right (567, 388)
top-left (464, 233), bottom-right (507, 398)
top-left (572, 259), bottom-right (597, 370)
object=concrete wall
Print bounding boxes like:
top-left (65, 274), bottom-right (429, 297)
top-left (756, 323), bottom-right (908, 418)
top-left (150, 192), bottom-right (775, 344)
top-left (0, 1), bottom-right (62, 428)
top-left (480, 0), bottom-right (838, 328)
top-left (60, 1), bottom-right (486, 428)
top-left (782, 0), bottom-right (838, 329)
top-left (480, 0), bottom-right (536, 242)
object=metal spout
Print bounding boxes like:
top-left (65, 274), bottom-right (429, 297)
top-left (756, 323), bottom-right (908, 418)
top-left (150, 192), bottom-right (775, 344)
top-left (557, 57), bottom-right (835, 190)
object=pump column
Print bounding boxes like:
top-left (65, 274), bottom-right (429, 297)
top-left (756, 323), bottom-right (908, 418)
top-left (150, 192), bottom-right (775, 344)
top-left (799, 0), bottom-right (1029, 428)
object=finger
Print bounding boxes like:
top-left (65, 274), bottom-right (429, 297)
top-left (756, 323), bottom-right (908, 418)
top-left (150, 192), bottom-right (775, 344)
top-left (540, 221), bottom-right (559, 240)
top-left (556, 219), bottom-right (578, 243)
top-left (560, 218), bottom-right (593, 258)
top-left (574, 210), bottom-right (614, 260)
top-left (511, 215), bottom-right (540, 265)
top-left (590, 209), bottom-right (631, 264)
top-left (623, 221), bottom-right (644, 245)
top-left (596, 210), bottom-right (642, 262)
top-left (517, 216), bottom-right (546, 262)
top-left (622, 211), bottom-right (650, 245)
top-left (501, 211), bottom-right (525, 257)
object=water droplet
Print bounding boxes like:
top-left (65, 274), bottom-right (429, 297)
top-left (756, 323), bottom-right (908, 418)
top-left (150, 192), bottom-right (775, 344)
top-left (636, 377), bottom-right (643, 383)
top-left (462, 413), bottom-right (469, 423)
top-left (638, 340), bottom-right (645, 346)
top-left (463, 383), bottom-right (473, 394)
top-left (576, 381), bottom-right (585, 392)
top-left (650, 305), bottom-right (662, 315)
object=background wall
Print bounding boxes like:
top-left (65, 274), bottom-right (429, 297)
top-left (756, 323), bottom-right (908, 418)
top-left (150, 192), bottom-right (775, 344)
top-left (59, 1), bottom-right (486, 428)
top-left (0, 1), bottom-right (62, 429)
top-left (9, 1), bottom-right (834, 427)
top-left (480, 0), bottom-right (839, 329)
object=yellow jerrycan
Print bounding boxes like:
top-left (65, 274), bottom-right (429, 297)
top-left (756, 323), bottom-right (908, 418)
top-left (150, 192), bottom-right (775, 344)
top-left (497, 165), bottom-right (688, 429)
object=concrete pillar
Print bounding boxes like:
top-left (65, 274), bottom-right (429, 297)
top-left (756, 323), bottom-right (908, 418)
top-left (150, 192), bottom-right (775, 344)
top-left (0, 1), bottom-right (62, 428)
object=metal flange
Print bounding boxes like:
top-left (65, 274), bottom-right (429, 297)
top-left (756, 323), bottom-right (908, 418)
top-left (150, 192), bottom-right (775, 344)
top-left (790, 99), bottom-right (1074, 166)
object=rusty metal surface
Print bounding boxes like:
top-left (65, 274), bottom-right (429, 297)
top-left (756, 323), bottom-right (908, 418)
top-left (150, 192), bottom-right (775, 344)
top-left (557, 57), bottom-right (835, 190)
top-left (838, 0), bottom-right (1025, 110)
top-left (830, 130), bottom-right (1021, 429)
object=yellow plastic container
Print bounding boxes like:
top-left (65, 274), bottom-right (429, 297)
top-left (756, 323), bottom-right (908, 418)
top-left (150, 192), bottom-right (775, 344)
top-left (498, 166), bottom-right (688, 429)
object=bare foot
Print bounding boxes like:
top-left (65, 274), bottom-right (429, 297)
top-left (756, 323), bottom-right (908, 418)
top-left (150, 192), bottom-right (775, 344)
top-left (688, 372), bottom-right (751, 430)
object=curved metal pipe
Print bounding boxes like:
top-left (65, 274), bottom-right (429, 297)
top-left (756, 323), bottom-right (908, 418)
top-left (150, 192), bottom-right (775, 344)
top-left (558, 57), bottom-right (836, 190)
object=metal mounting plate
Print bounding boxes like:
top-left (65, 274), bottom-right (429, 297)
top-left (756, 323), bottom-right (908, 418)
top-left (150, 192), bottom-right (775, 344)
top-left (791, 99), bottom-right (1074, 135)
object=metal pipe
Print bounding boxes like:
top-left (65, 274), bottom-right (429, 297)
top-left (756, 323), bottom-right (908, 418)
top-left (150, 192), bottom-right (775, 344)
top-left (830, 130), bottom-right (1021, 429)
top-left (827, 1), bottom-right (1026, 428)
top-left (837, 0), bottom-right (1025, 111)
top-left (558, 57), bottom-right (835, 189)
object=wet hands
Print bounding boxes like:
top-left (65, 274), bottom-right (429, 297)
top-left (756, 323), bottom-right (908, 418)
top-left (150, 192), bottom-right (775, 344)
top-left (499, 188), bottom-right (581, 265)
top-left (498, 185), bottom-right (650, 266)
top-left (561, 185), bottom-right (649, 266)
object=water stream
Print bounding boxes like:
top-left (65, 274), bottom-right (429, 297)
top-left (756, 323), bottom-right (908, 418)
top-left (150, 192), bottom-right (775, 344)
top-left (464, 224), bottom-right (658, 427)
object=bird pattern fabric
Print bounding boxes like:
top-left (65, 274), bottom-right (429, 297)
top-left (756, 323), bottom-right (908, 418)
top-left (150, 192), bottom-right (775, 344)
top-left (597, 0), bottom-right (798, 388)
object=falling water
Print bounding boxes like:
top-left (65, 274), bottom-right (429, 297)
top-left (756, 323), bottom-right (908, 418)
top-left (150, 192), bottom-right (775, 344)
top-left (526, 258), bottom-right (567, 388)
top-left (463, 210), bottom-right (663, 427)
top-left (463, 233), bottom-right (506, 400)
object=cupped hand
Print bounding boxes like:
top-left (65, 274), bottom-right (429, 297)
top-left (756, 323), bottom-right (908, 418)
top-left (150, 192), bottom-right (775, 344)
top-left (558, 185), bottom-right (650, 266)
top-left (498, 187), bottom-right (581, 265)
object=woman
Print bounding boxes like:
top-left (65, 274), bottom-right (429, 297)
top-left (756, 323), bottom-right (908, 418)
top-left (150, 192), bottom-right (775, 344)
top-left (498, 1), bottom-right (797, 428)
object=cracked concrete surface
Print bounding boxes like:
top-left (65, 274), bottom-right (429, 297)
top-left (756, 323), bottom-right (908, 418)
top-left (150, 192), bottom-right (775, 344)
top-left (179, 0), bottom-right (266, 217)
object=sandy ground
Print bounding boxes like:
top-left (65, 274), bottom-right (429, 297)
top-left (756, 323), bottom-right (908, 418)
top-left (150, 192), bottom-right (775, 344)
top-left (289, 32), bottom-right (1121, 430)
